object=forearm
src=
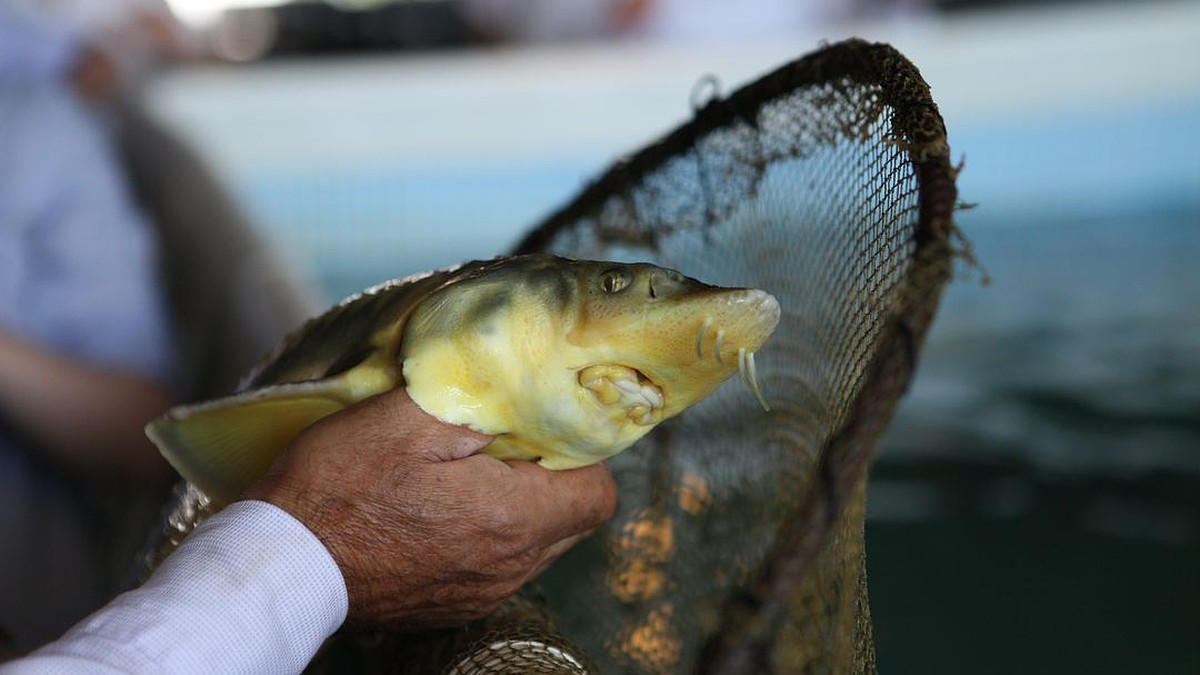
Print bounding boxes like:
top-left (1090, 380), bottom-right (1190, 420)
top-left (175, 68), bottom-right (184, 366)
top-left (0, 327), bottom-right (172, 479)
top-left (4, 501), bottom-right (348, 675)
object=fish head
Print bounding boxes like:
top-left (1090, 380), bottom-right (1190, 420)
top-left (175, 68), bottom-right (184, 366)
top-left (401, 255), bottom-right (779, 469)
top-left (565, 260), bottom-right (780, 419)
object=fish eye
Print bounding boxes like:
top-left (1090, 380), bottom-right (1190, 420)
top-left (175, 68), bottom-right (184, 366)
top-left (600, 268), bottom-right (632, 294)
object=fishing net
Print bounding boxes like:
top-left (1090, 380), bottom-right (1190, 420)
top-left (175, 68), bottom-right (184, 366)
top-left (436, 38), bottom-right (962, 674)
top-left (132, 37), bottom-right (960, 674)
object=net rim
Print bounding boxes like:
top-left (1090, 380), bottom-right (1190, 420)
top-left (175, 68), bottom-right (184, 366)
top-left (514, 38), bottom-right (957, 257)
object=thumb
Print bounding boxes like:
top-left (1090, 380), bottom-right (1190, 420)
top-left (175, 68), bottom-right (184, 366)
top-left (351, 387), bottom-right (493, 462)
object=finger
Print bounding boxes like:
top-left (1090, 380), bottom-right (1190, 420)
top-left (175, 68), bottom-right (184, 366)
top-left (505, 461), bottom-right (618, 543)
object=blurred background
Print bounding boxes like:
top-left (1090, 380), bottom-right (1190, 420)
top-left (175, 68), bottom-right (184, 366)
top-left (125, 0), bottom-right (1200, 671)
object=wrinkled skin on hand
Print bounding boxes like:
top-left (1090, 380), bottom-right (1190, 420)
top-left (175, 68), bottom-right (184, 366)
top-left (244, 388), bottom-right (618, 629)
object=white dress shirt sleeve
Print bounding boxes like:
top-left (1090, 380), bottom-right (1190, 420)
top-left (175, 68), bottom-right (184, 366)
top-left (1, 500), bottom-right (349, 675)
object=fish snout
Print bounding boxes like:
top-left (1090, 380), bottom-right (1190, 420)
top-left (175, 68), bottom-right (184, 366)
top-left (744, 288), bottom-right (780, 316)
top-left (692, 289), bottom-right (779, 365)
top-left (730, 289), bottom-right (780, 349)
top-left (755, 291), bottom-right (781, 335)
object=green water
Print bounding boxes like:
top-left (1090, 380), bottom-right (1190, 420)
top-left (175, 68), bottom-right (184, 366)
top-left (870, 460), bottom-right (1199, 673)
top-left (867, 206), bottom-right (1200, 673)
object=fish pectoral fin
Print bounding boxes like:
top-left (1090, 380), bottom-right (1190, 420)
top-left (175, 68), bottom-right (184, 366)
top-left (145, 382), bottom-right (352, 505)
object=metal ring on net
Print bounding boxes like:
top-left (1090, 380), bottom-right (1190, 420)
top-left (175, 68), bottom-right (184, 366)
top-left (448, 639), bottom-right (588, 675)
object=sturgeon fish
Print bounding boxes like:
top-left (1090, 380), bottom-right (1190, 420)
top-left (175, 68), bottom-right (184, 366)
top-left (146, 254), bottom-right (779, 505)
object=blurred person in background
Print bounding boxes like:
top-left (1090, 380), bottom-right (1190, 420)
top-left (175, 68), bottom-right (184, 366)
top-left (0, 0), bottom-right (193, 655)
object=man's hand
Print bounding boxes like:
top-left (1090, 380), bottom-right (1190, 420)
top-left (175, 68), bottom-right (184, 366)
top-left (244, 388), bottom-right (617, 628)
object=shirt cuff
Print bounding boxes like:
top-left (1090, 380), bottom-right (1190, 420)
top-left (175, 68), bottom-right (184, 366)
top-left (22, 500), bottom-right (348, 674)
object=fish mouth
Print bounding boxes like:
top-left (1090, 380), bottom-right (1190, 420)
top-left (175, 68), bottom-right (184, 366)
top-left (578, 364), bottom-right (665, 426)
